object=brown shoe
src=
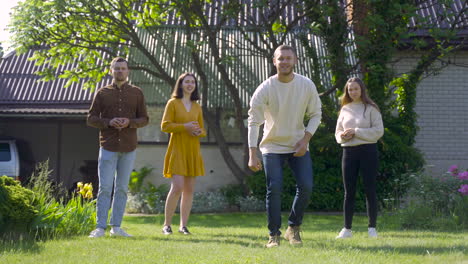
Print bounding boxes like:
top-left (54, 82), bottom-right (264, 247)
top-left (265, 235), bottom-right (280, 248)
top-left (284, 226), bottom-right (302, 245)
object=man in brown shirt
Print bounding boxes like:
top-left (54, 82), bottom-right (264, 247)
top-left (87, 57), bottom-right (149, 238)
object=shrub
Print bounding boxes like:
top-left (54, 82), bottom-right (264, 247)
top-left (220, 184), bottom-right (244, 206)
top-left (142, 183), bottom-right (169, 214)
top-left (127, 190), bottom-right (229, 214)
top-left (246, 128), bottom-right (370, 212)
top-left (126, 183), bottom-right (169, 214)
top-left (55, 195), bottom-right (96, 236)
top-left (126, 193), bottom-right (149, 214)
top-left (397, 166), bottom-right (468, 230)
top-left (128, 167), bottom-right (154, 194)
top-left (377, 126), bottom-right (425, 209)
top-left (28, 161), bottom-right (96, 238)
top-left (0, 176), bottom-right (38, 236)
top-left (308, 129), bottom-right (348, 211)
top-left (238, 196), bottom-right (264, 212)
top-left (1, 161), bottom-right (97, 239)
top-left (191, 191), bottom-right (229, 213)
top-left (246, 121), bottom-right (426, 213)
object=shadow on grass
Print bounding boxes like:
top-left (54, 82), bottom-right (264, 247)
top-left (124, 213), bottom-right (267, 228)
top-left (320, 241), bottom-right (467, 256)
top-left (382, 231), bottom-right (467, 239)
top-left (124, 212), bottom-right (344, 230)
top-left (152, 235), bottom-right (264, 248)
top-left (0, 233), bottom-right (42, 254)
top-left (122, 213), bottom-right (466, 253)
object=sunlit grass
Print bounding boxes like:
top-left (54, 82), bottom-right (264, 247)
top-left (1, 213), bottom-right (466, 264)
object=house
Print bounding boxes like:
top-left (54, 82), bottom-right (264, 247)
top-left (393, 0), bottom-right (468, 174)
top-left (1, 0), bottom-right (466, 191)
top-left (0, 47), bottom-right (248, 191)
top-left (0, 49), bottom-right (101, 188)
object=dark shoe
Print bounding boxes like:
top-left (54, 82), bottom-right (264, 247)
top-left (178, 226), bottom-right (191, 235)
top-left (265, 235), bottom-right (280, 248)
top-left (162, 225), bottom-right (173, 235)
top-left (284, 226), bottom-right (302, 245)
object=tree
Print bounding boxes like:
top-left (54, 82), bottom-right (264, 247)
top-left (314, 0), bottom-right (467, 207)
top-left (173, 0), bottom-right (323, 184)
top-left (0, 42), bottom-right (3, 60)
top-left (9, 0), bottom-right (316, 185)
top-left (9, 0), bottom-right (466, 203)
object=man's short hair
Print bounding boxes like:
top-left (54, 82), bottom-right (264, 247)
top-left (274, 45), bottom-right (297, 58)
top-left (110, 57), bottom-right (128, 68)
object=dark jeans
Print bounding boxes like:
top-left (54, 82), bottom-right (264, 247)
top-left (262, 152), bottom-right (313, 236)
top-left (342, 143), bottom-right (378, 229)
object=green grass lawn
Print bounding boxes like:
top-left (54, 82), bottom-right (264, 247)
top-left (1, 213), bottom-right (466, 264)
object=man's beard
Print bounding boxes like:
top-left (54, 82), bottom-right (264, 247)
top-left (114, 75), bottom-right (127, 82)
top-left (278, 67), bottom-right (293, 76)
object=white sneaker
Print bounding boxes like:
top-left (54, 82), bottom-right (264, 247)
top-left (110, 226), bottom-right (132, 237)
top-left (368, 228), bottom-right (378, 238)
top-left (336, 228), bottom-right (352, 239)
top-left (88, 228), bottom-right (105, 238)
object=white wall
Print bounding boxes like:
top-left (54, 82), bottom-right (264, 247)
top-left (135, 144), bottom-right (245, 192)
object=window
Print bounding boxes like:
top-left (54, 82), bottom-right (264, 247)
top-left (0, 143), bottom-right (11, 162)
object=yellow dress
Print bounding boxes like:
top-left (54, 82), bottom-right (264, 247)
top-left (161, 98), bottom-right (206, 178)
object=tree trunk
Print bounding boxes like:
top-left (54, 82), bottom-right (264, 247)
top-left (348, 0), bottom-right (370, 75)
top-left (185, 24), bottom-right (249, 185)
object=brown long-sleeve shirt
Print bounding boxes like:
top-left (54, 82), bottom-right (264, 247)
top-left (87, 82), bottom-right (149, 152)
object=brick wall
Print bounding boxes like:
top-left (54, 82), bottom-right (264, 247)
top-left (392, 50), bottom-right (468, 174)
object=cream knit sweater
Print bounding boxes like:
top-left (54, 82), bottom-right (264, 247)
top-left (248, 74), bottom-right (322, 153)
top-left (335, 102), bottom-right (384, 147)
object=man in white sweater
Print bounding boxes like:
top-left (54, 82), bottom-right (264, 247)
top-left (248, 45), bottom-right (322, 248)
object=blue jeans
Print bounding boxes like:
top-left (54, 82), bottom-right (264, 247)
top-left (96, 147), bottom-right (136, 229)
top-left (262, 152), bottom-right (314, 236)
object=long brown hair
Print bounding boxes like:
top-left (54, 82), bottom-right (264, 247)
top-left (171, 73), bottom-right (200, 101)
top-left (340, 77), bottom-right (380, 114)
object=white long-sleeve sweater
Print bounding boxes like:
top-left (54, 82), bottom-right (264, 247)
top-left (335, 102), bottom-right (384, 147)
top-left (248, 73), bottom-right (322, 153)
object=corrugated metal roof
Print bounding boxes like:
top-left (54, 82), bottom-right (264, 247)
top-left (160, 0), bottom-right (466, 32)
top-left (0, 49), bottom-right (108, 105)
top-left (1, 0), bottom-right (463, 112)
top-left (0, 107), bottom-right (88, 116)
top-left (130, 27), bottom-right (356, 108)
top-left (156, 0), bottom-right (311, 27)
top-left (409, 0), bottom-right (467, 37)
top-left (124, 0), bottom-right (467, 108)
top-left (410, 0), bottom-right (467, 29)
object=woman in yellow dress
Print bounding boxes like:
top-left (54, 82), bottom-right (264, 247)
top-left (160, 73), bottom-right (206, 235)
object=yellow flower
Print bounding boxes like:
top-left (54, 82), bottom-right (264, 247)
top-left (85, 190), bottom-right (93, 199)
top-left (77, 182), bottom-right (84, 189)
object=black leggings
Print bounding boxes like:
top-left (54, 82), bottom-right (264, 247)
top-left (342, 143), bottom-right (378, 229)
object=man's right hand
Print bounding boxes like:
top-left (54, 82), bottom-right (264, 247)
top-left (109, 118), bottom-right (124, 129)
top-left (248, 155), bottom-right (263, 172)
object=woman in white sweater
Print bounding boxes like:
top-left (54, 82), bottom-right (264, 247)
top-left (335, 77), bottom-right (384, 239)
